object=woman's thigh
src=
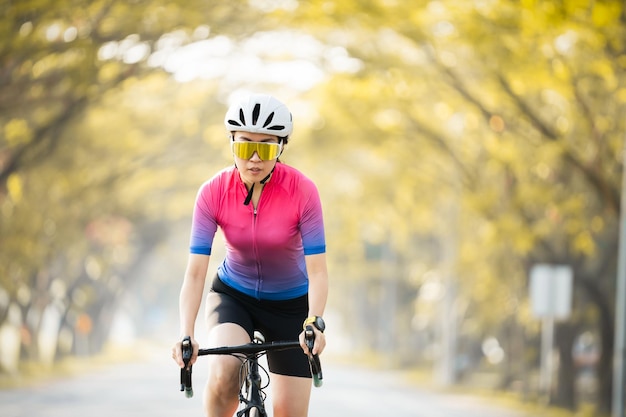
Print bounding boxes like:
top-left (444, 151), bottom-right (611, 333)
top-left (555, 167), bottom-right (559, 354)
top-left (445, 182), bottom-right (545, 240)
top-left (270, 373), bottom-right (312, 417)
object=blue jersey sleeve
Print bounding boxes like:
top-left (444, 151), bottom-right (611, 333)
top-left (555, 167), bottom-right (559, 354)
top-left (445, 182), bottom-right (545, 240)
top-left (300, 179), bottom-right (326, 255)
top-left (189, 179), bottom-right (219, 255)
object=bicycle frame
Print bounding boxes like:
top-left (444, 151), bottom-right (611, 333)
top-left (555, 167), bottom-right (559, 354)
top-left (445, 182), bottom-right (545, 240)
top-left (179, 327), bottom-right (322, 417)
top-left (235, 336), bottom-right (287, 417)
top-left (242, 352), bottom-right (263, 417)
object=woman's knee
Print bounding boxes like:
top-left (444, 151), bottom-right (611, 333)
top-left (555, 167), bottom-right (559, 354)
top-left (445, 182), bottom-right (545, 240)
top-left (205, 323), bottom-right (251, 397)
top-left (207, 356), bottom-right (241, 396)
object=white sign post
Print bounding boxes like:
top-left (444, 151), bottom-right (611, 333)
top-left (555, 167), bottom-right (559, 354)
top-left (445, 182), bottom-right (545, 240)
top-left (530, 264), bottom-right (573, 397)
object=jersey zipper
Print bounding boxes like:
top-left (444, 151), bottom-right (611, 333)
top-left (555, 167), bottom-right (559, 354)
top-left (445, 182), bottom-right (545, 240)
top-left (252, 199), bottom-right (262, 300)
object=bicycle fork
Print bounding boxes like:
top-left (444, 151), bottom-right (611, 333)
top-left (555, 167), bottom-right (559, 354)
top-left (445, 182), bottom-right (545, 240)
top-left (237, 357), bottom-right (267, 417)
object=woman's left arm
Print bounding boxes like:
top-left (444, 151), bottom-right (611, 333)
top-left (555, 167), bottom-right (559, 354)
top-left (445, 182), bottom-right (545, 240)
top-left (302, 252), bottom-right (329, 355)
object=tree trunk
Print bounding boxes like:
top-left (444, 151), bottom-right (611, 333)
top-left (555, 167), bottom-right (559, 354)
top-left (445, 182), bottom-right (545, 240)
top-left (553, 322), bottom-right (578, 410)
top-left (579, 277), bottom-right (615, 414)
top-left (596, 310), bottom-right (614, 415)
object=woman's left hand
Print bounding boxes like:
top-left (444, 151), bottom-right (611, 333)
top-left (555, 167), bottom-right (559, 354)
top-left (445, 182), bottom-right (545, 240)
top-left (299, 326), bottom-right (326, 356)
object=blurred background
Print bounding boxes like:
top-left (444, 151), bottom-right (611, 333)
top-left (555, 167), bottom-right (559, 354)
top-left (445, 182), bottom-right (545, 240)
top-left (0, 0), bottom-right (625, 416)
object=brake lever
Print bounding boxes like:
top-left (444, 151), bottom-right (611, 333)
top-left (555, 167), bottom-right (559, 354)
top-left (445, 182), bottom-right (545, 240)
top-left (180, 336), bottom-right (194, 398)
top-left (304, 325), bottom-right (323, 387)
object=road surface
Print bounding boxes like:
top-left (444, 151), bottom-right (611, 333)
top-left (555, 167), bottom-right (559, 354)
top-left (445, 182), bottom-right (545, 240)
top-left (0, 348), bottom-right (528, 417)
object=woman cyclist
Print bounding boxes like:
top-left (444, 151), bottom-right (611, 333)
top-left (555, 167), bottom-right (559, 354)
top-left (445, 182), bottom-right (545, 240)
top-left (172, 94), bottom-right (328, 417)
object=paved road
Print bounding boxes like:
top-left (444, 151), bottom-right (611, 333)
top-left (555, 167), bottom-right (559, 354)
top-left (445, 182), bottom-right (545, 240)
top-left (309, 365), bottom-right (527, 417)
top-left (0, 349), bottom-right (528, 417)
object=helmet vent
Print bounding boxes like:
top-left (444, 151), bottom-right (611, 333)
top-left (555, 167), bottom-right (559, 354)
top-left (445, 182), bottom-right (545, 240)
top-left (252, 104), bottom-right (261, 125)
top-left (263, 112), bottom-right (274, 128)
top-left (239, 109), bottom-right (246, 125)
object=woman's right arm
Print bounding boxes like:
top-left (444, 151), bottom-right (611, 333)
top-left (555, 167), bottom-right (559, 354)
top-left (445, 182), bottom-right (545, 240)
top-left (173, 253), bottom-right (210, 368)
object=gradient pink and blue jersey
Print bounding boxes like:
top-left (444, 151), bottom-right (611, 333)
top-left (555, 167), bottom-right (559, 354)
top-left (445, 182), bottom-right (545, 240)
top-left (189, 163), bottom-right (326, 300)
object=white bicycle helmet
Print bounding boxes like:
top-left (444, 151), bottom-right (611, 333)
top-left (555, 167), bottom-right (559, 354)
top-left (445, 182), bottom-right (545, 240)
top-left (224, 94), bottom-right (293, 138)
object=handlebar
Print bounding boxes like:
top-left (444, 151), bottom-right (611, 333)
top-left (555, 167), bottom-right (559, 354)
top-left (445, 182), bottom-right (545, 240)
top-left (178, 330), bottom-right (323, 398)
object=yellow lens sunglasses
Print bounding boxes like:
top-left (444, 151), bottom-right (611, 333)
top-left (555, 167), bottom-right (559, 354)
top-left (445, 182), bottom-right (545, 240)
top-left (231, 141), bottom-right (282, 161)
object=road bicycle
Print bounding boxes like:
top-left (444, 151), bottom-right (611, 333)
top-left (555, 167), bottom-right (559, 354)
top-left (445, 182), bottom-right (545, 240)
top-left (179, 325), bottom-right (323, 417)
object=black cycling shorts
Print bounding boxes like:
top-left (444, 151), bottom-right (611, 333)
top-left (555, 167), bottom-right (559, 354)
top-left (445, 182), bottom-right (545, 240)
top-left (205, 275), bottom-right (311, 378)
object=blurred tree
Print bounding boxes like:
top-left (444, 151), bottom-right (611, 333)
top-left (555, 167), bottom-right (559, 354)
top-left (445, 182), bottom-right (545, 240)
top-left (0, 0), bottom-right (269, 365)
top-left (287, 0), bottom-right (625, 413)
top-left (1, 1), bottom-right (625, 416)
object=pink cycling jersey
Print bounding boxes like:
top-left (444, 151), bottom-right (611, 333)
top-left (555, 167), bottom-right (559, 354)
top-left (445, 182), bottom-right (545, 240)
top-left (189, 163), bottom-right (326, 300)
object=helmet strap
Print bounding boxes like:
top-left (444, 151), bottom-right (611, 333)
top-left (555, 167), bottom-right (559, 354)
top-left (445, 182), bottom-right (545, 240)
top-left (243, 167), bottom-right (274, 206)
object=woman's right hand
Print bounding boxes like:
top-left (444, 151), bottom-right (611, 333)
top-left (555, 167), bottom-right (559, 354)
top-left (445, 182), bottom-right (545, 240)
top-left (172, 336), bottom-right (199, 368)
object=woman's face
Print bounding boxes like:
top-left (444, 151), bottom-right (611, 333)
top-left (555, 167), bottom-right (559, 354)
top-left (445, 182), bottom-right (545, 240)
top-left (231, 131), bottom-right (281, 185)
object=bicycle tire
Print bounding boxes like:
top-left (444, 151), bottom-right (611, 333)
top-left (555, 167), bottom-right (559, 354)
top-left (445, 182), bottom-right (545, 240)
top-left (247, 406), bottom-right (266, 417)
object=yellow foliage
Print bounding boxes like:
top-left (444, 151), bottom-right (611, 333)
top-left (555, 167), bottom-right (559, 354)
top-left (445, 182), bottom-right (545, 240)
top-left (0, 0), bottom-right (623, 378)
top-left (590, 216), bottom-right (604, 233)
top-left (4, 119), bottom-right (32, 147)
top-left (590, 60), bottom-right (618, 89)
top-left (573, 231), bottom-right (596, 256)
top-left (98, 62), bottom-right (123, 84)
top-left (6, 174), bottom-right (23, 203)
top-left (181, 113), bottom-right (200, 137)
top-left (592, 2), bottom-right (622, 27)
